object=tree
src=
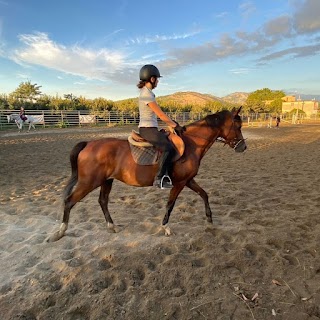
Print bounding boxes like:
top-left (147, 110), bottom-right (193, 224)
top-left (246, 88), bottom-right (285, 112)
top-left (11, 80), bottom-right (42, 103)
top-left (0, 94), bottom-right (10, 110)
top-left (63, 93), bottom-right (80, 110)
top-left (269, 98), bottom-right (283, 114)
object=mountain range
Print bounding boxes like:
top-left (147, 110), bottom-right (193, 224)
top-left (156, 91), bottom-right (249, 106)
top-left (117, 91), bottom-right (319, 106)
top-left (155, 91), bottom-right (320, 106)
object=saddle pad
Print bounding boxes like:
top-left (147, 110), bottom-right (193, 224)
top-left (129, 143), bottom-right (160, 165)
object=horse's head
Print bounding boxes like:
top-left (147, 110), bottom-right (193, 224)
top-left (7, 114), bottom-right (16, 123)
top-left (206, 107), bottom-right (247, 152)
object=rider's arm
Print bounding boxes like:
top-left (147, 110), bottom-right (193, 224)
top-left (147, 101), bottom-right (177, 127)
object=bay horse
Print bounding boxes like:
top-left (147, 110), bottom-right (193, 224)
top-left (47, 107), bottom-right (246, 242)
top-left (7, 113), bottom-right (36, 132)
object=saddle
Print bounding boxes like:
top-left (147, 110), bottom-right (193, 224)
top-left (128, 129), bottom-right (185, 165)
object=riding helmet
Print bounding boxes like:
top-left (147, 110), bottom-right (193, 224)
top-left (139, 64), bottom-right (161, 81)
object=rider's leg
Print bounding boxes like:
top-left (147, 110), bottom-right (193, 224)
top-left (153, 146), bottom-right (175, 188)
top-left (139, 127), bottom-right (175, 189)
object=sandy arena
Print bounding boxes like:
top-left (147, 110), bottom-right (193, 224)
top-left (0, 124), bottom-right (319, 320)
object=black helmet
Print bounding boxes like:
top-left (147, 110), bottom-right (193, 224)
top-left (139, 64), bottom-right (161, 81)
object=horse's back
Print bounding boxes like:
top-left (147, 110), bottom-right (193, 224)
top-left (80, 138), bottom-right (130, 163)
top-left (78, 137), bottom-right (155, 186)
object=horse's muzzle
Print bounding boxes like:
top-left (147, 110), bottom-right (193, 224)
top-left (234, 139), bottom-right (247, 153)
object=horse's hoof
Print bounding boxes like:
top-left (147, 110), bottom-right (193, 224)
top-left (107, 223), bottom-right (117, 233)
top-left (211, 215), bottom-right (222, 225)
top-left (46, 231), bottom-right (64, 242)
top-left (162, 225), bottom-right (173, 236)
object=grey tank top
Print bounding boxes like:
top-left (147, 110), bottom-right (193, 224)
top-left (138, 87), bottom-right (158, 127)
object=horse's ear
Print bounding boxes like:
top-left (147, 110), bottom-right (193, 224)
top-left (233, 106), bottom-right (242, 116)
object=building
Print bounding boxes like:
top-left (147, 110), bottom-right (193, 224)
top-left (282, 96), bottom-right (319, 118)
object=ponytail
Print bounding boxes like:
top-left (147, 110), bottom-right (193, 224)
top-left (137, 80), bottom-right (147, 89)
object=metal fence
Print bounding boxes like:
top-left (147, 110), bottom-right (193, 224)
top-left (0, 110), bottom-right (206, 130)
top-left (1, 109), bottom-right (320, 130)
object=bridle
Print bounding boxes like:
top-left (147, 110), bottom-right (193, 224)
top-left (182, 116), bottom-right (246, 151)
top-left (217, 118), bottom-right (246, 150)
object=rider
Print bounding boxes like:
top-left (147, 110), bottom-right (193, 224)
top-left (19, 107), bottom-right (27, 121)
top-left (137, 64), bottom-right (185, 189)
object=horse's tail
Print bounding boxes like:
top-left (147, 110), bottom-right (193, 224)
top-left (63, 141), bottom-right (88, 200)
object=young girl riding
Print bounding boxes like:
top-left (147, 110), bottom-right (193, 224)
top-left (137, 64), bottom-right (184, 189)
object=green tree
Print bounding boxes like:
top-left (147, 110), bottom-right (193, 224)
top-left (11, 80), bottom-right (42, 103)
top-left (246, 88), bottom-right (285, 112)
top-left (269, 98), bottom-right (283, 114)
top-left (63, 93), bottom-right (80, 110)
top-left (0, 94), bottom-right (10, 110)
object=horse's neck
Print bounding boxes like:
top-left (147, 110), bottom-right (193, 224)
top-left (186, 120), bottom-right (218, 141)
top-left (185, 120), bottom-right (219, 156)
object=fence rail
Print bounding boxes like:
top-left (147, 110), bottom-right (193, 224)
top-left (1, 109), bottom-right (320, 130)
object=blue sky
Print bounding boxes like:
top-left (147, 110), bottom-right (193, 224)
top-left (0, 0), bottom-right (319, 100)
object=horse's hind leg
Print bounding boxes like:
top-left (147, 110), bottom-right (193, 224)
top-left (47, 182), bottom-right (97, 242)
top-left (98, 179), bottom-right (116, 233)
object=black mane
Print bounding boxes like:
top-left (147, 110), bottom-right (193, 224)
top-left (204, 110), bottom-right (231, 127)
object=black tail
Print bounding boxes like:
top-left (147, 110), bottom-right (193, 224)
top-left (63, 141), bottom-right (88, 200)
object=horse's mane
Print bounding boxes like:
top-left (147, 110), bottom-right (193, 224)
top-left (186, 110), bottom-right (231, 129)
top-left (206, 110), bottom-right (231, 126)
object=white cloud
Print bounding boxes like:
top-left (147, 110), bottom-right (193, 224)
top-left (215, 11), bottom-right (228, 19)
top-left (294, 0), bottom-right (320, 34)
top-left (16, 73), bottom-right (29, 79)
top-left (12, 32), bottom-right (128, 81)
top-left (239, 1), bottom-right (256, 19)
top-left (229, 68), bottom-right (252, 75)
top-left (127, 31), bottom-right (199, 45)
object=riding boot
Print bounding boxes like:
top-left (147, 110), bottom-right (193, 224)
top-left (153, 151), bottom-right (173, 189)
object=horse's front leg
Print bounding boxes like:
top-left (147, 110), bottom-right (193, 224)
top-left (15, 121), bottom-right (21, 132)
top-left (186, 178), bottom-right (221, 225)
top-left (99, 179), bottom-right (116, 233)
top-left (162, 183), bottom-right (185, 236)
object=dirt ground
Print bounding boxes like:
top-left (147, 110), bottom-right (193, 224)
top-left (0, 123), bottom-right (319, 320)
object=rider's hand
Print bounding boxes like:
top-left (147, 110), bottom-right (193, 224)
top-left (172, 120), bottom-right (186, 136)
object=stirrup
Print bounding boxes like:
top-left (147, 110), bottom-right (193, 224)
top-left (154, 175), bottom-right (173, 189)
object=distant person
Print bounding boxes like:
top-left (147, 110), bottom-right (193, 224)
top-left (137, 64), bottom-right (185, 189)
top-left (276, 116), bottom-right (280, 128)
top-left (19, 107), bottom-right (27, 121)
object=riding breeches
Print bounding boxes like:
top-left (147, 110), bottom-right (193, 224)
top-left (139, 127), bottom-right (176, 178)
top-left (138, 127), bottom-right (175, 153)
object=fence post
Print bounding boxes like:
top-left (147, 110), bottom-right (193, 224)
top-left (42, 110), bottom-right (45, 128)
top-left (78, 111), bottom-right (81, 127)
